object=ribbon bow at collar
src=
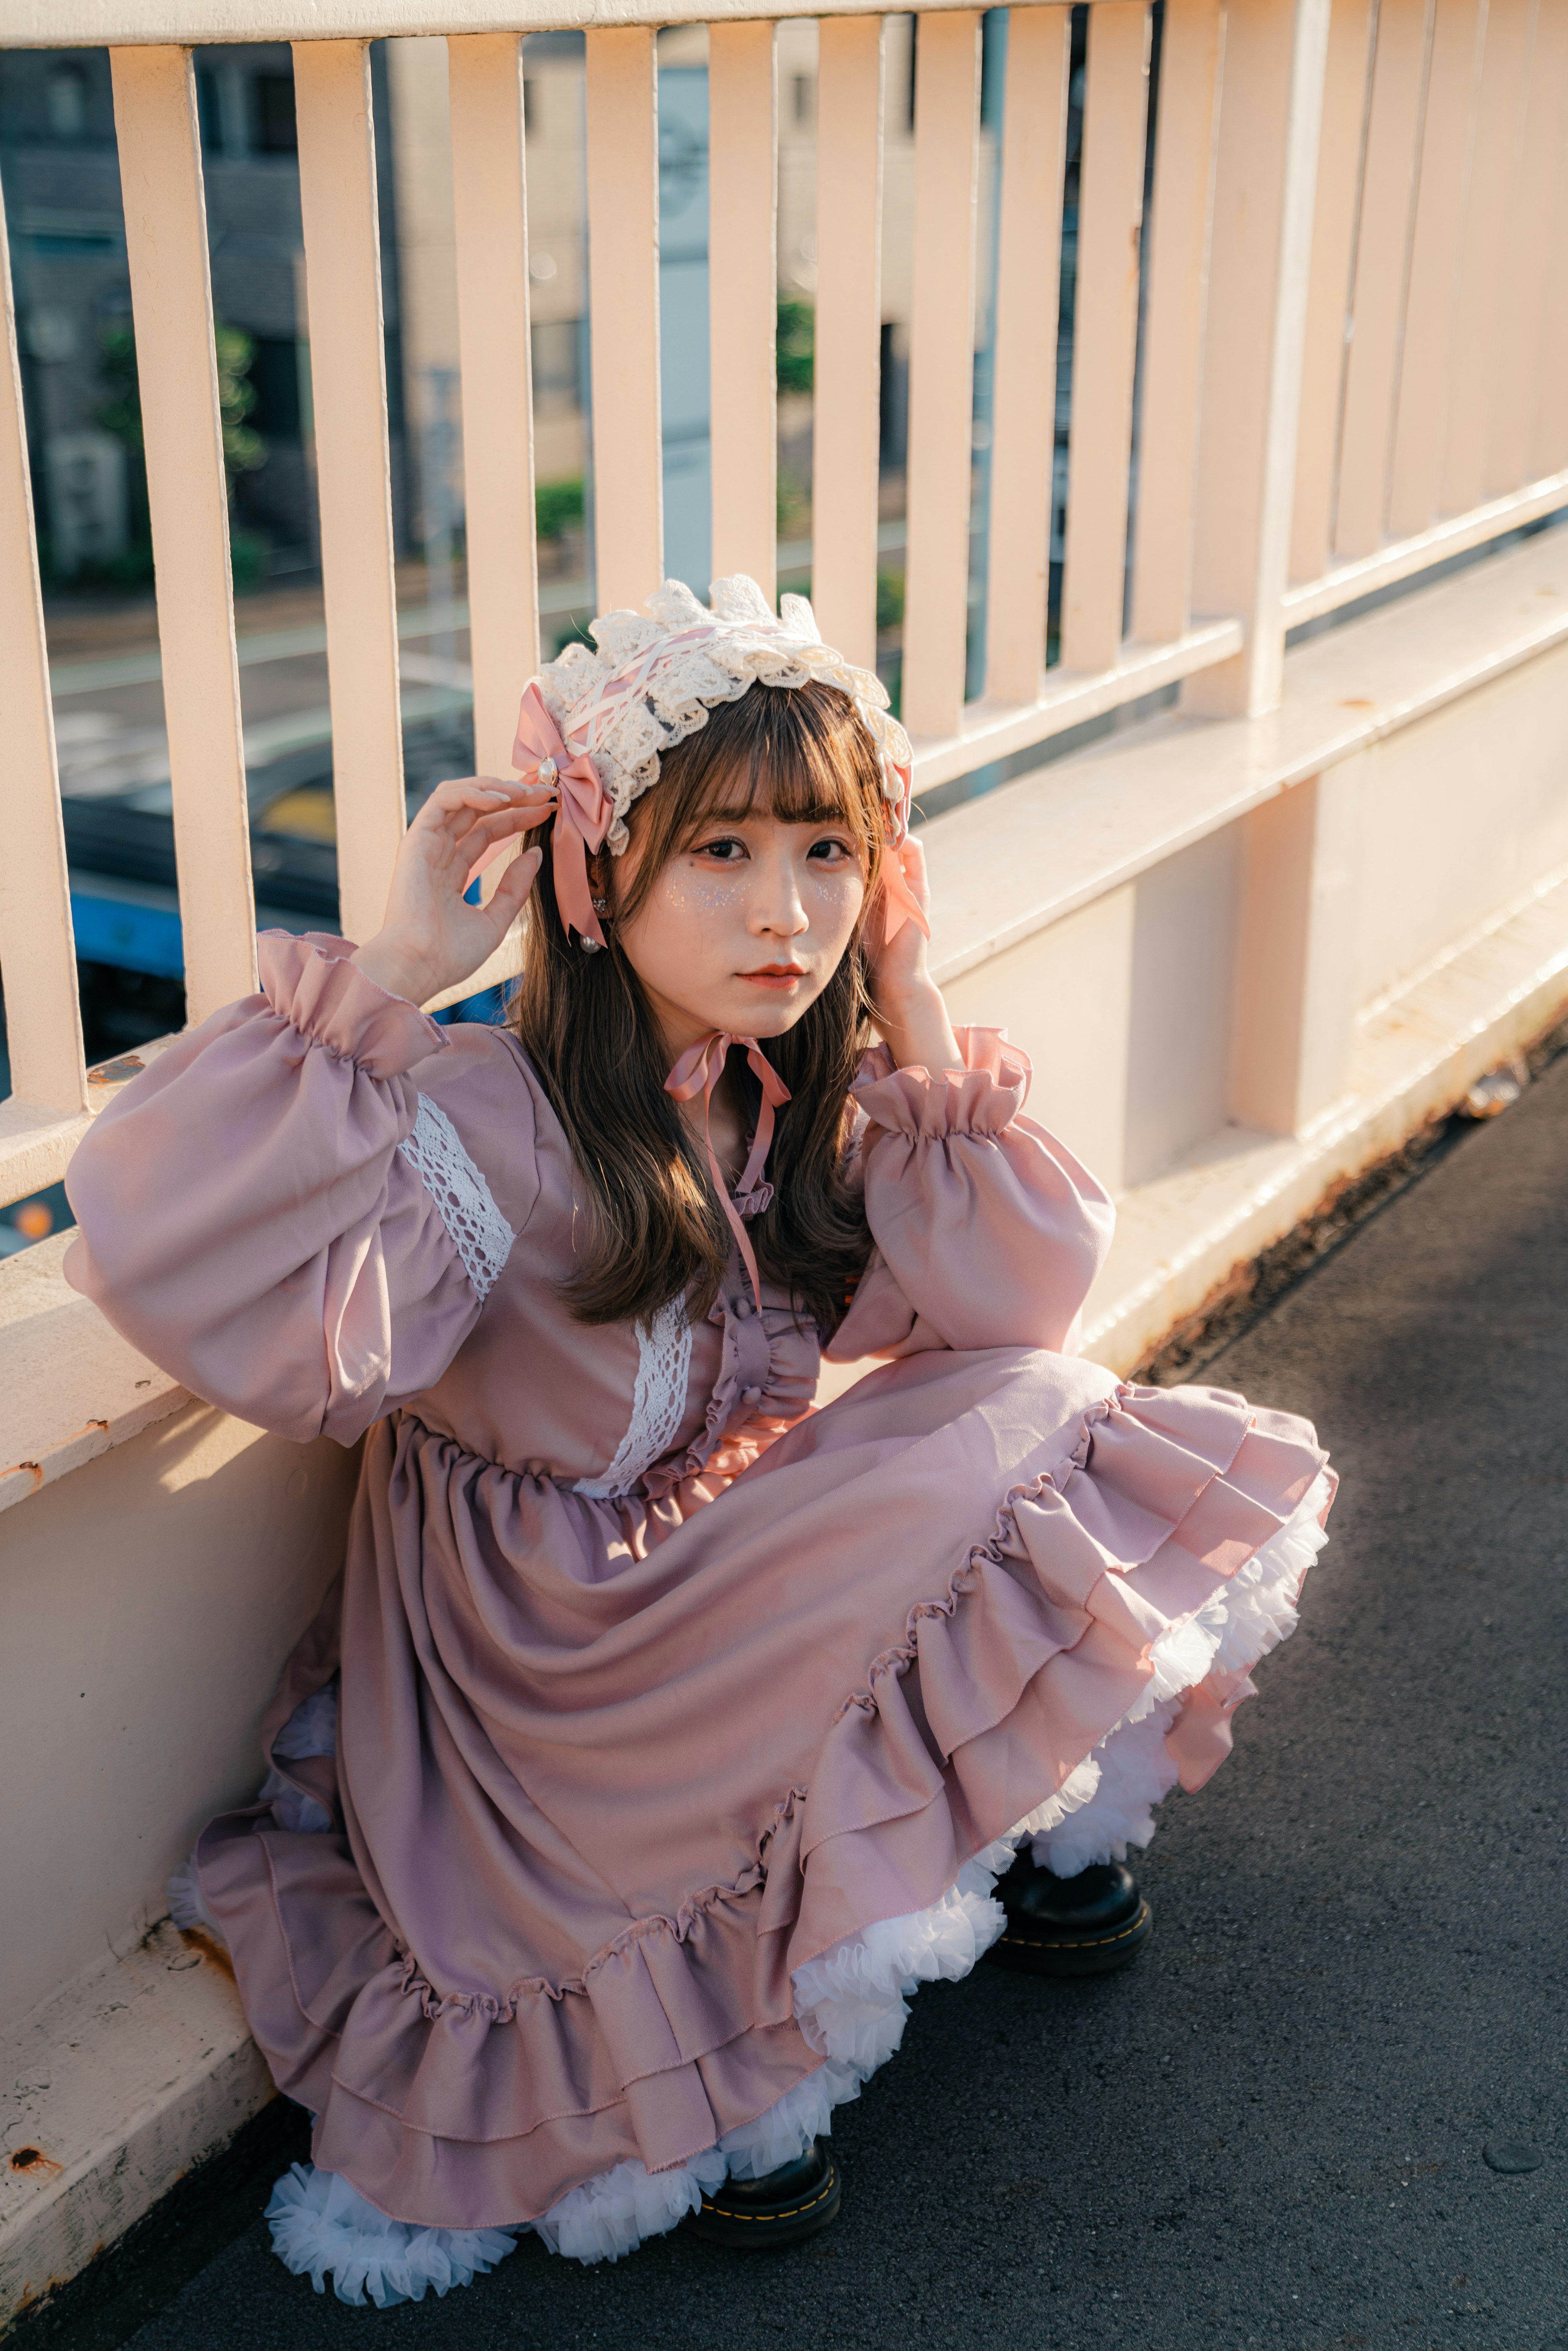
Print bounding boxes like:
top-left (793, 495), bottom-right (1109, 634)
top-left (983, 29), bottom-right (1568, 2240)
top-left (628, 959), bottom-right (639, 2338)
top-left (512, 682), bottom-right (615, 948)
top-left (665, 1031), bottom-right (791, 1309)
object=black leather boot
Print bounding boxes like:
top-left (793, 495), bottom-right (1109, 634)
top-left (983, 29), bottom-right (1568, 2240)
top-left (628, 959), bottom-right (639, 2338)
top-left (682, 2141), bottom-right (841, 2250)
top-left (984, 1855), bottom-right (1153, 1977)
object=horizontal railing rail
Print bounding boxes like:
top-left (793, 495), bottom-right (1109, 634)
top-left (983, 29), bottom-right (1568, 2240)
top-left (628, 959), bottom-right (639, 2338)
top-left (2, 0), bottom-right (1566, 1214)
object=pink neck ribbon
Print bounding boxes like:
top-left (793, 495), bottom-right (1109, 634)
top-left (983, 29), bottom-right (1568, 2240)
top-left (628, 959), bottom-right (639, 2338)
top-left (512, 682), bottom-right (615, 949)
top-left (665, 1031), bottom-right (792, 1310)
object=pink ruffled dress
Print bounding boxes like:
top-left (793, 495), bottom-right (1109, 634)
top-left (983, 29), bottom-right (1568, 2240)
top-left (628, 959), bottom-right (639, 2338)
top-left (64, 933), bottom-right (1333, 2288)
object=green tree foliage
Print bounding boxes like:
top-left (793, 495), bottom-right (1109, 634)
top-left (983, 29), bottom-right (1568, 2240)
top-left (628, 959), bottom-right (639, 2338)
top-left (97, 319), bottom-right (264, 485)
top-left (876, 570), bottom-right (904, 633)
top-left (776, 299), bottom-right (814, 397)
top-left (535, 476), bottom-right (585, 542)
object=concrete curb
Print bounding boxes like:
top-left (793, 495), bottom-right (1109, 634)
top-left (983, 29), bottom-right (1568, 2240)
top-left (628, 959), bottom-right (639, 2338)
top-left (0, 1926), bottom-right (271, 2334)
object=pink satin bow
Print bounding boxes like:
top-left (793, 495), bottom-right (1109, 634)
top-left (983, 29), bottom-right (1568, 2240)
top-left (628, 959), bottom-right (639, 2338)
top-left (512, 682), bottom-right (615, 948)
top-left (665, 1031), bottom-right (792, 1309)
top-left (878, 762), bottom-right (929, 948)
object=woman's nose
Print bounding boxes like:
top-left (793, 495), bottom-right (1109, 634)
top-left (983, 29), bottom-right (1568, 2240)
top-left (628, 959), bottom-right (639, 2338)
top-left (748, 866), bottom-right (808, 934)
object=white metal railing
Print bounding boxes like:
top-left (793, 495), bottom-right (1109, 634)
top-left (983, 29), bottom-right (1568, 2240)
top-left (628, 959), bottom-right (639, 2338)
top-left (2, 0), bottom-right (1566, 1217)
top-left (1282, 0), bottom-right (1568, 627)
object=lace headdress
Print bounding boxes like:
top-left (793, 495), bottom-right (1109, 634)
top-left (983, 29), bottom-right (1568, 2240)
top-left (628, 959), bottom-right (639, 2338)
top-left (511, 574), bottom-right (922, 950)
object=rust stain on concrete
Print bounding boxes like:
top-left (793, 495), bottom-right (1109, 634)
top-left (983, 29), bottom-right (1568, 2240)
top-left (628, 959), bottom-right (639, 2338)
top-left (2, 1422), bottom-right (108, 1493)
top-left (178, 1927), bottom-right (235, 1982)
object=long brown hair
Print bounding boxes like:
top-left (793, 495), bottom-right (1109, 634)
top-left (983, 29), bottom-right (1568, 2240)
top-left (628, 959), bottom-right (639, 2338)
top-left (510, 678), bottom-right (887, 1333)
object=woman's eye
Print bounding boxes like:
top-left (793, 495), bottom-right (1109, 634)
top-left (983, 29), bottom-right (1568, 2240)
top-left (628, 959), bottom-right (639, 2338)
top-left (807, 837), bottom-right (854, 863)
top-left (696, 836), bottom-right (747, 862)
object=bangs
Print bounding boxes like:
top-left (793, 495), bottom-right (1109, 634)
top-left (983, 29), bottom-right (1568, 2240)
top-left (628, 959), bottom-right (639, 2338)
top-left (614, 679), bottom-right (887, 921)
top-left (676, 721), bottom-right (868, 833)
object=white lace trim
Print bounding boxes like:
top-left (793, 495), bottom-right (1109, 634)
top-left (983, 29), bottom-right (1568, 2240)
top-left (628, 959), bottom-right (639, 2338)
top-left (533, 578), bottom-right (911, 855)
top-left (396, 1095), bottom-right (514, 1302)
top-left (574, 1298), bottom-right (692, 1499)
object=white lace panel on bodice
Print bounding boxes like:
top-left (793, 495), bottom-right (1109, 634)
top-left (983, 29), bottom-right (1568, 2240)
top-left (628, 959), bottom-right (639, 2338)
top-left (396, 1094), bottom-right (515, 1302)
top-left (575, 1297), bottom-right (692, 1500)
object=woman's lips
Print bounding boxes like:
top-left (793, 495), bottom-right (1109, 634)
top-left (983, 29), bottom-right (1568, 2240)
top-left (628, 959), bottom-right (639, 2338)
top-left (738, 965), bottom-right (806, 989)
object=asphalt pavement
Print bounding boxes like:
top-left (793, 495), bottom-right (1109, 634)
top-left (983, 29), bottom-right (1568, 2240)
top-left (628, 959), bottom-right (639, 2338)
top-left (24, 1042), bottom-right (1568, 2351)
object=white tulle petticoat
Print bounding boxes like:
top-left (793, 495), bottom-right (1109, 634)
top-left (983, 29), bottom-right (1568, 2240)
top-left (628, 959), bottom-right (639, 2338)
top-left (169, 1472), bottom-right (1330, 2303)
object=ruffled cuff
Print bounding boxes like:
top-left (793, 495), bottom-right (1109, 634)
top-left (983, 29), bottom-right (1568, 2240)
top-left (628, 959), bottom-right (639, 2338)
top-left (852, 1025), bottom-right (1030, 1139)
top-left (257, 932), bottom-right (447, 1081)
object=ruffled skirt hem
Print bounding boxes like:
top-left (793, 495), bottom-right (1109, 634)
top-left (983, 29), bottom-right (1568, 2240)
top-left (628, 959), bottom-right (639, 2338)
top-left (185, 1460), bottom-right (1330, 2298)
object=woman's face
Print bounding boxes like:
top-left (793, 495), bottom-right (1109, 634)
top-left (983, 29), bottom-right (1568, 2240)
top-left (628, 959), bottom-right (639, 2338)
top-left (610, 784), bottom-right (867, 1057)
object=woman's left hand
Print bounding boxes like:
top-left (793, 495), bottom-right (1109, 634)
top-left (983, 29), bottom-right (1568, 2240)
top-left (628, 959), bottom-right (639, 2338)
top-left (866, 837), bottom-right (962, 1074)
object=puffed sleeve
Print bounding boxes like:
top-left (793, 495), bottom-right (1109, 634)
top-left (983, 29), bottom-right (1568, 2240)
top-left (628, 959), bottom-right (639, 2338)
top-left (63, 933), bottom-right (535, 1446)
top-left (824, 1027), bottom-right (1114, 1361)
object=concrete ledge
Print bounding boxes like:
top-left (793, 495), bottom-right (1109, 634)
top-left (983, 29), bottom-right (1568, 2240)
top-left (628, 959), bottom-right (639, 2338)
top-left (1080, 862), bottom-right (1568, 1370)
top-left (0, 1232), bottom-right (185, 1517)
top-left (0, 1040), bottom-right (179, 1236)
top-left (921, 524), bottom-right (1568, 988)
top-left (0, 1926), bottom-right (270, 2333)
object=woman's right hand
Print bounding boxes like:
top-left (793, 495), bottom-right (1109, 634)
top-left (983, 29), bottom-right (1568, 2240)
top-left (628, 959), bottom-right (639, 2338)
top-left (350, 775), bottom-right (558, 1007)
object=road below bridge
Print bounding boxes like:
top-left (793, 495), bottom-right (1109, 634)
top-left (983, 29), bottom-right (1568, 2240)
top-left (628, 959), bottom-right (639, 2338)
top-left (28, 1036), bottom-right (1568, 2351)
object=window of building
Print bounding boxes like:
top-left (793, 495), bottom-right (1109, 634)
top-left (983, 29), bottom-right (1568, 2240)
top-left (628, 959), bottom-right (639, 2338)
top-left (531, 318), bottom-right (583, 410)
top-left (45, 65), bottom-right (88, 141)
top-left (246, 337), bottom-right (305, 441)
top-left (879, 321), bottom-right (908, 470)
top-left (253, 72), bottom-right (297, 154)
top-left (194, 65), bottom-right (223, 150)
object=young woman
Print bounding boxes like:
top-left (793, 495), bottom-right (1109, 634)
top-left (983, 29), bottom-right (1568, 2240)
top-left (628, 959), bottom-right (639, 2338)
top-left (65, 578), bottom-right (1333, 2305)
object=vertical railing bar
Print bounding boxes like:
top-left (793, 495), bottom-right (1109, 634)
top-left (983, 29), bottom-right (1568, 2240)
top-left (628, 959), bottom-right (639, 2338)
top-left (0, 185), bottom-right (87, 1116)
top-left (585, 27), bottom-right (662, 612)
top-left (1438, 0), bottom-right (1531, 519)
top-left (1184, 0), bottom-right (1334, 720)
top-left (1288, 0), bottom-right (1376, 588)
top-left (449, 33), bottom-right (540, 776)
top-left (1333, 0), bottom-right (1432, 562)
top-left (1128, 0), bottom-right (1222, 650)
top-left (1527, 29), bottom-right (1568, 480)
top-left (708, 21), bottom-right (778, 602)
top-left (111, 45), bottom-right (256, 1026)
top-left (902, 7), bottom-right (982, 743)
top-left (293, 39), bottom-right (406, 952)
top-left (1060, 0), bottom-right (1152, 677)
top-left (812, 14), bottom-right (885, 667)
top-left (1375, 0), bottom-right (1437, 532)
top-left (983, 5), bottom-right (1070, 704)
top-left (1485, 0), bottom-right (1566, 497)
top-left (1386, 0), bottom-right (1486, 540)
